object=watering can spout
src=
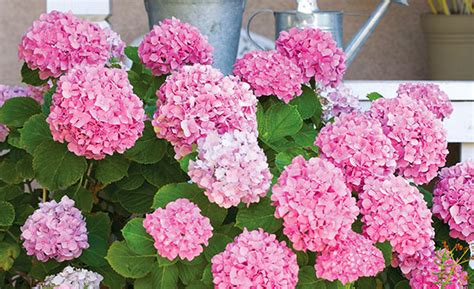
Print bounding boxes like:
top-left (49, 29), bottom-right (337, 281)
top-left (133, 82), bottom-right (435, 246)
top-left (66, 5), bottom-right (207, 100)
top-left (344, 0), bottom-right (409, 66)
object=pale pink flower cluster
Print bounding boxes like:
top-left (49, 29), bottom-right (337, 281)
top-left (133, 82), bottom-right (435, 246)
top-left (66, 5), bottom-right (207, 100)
top-left (271, 156), bottom-right (359, 252)
top-left (409, 249), bottom-right (468, 289)
top-left (152, 64), bottom-right (257, 158)
top-left (138, 17), bottom-right (213, 76)
top-left (144, 198), bottom-right (213, 261)
top-left (47, 66), bottom-right (145, 160)
top-left (370, 96), bottom-right (448, 184)
top-left (18, 11), bottom-right (109, 79)
top-left (275, 27), bottom-right (346, 88)
top-left (188, 130), bottom-right (271, 208)
top-left (359, 176), bottom-right (434, 257)
top-left (433, 160), bottom-right (474, 242)
top-left (20, 196), bottom-right (89, 262)
top-left (211, 229), bottom-right (299, 288)
top-left (323, 84), bottom-right (360, 119)
top-left (315, 231), bottom-right (385, 284)
top-left (103, 27), bottom-right (126, 61)
top-left (35, 266), bottom-right (103, 289)
top-left (397, 83), bottom-right (453, 120)
top-left (233, 50), bottom-right (303, 103)
top-left (316, 112), bottom-right (397, 191)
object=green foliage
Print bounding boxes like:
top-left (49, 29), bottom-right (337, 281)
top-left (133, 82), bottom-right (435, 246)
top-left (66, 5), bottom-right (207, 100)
top-left (259, 102), bottom-right (303, 143)
top-left (375, 241), bottom-right (393, 267)
top-left (19, 114), bottom-right (52, 154)
top-left (21, 63), bottom-right (49, 86)
top-left (0, 201), bottom-right (15, 226)
top-left (105, 241), bottom-right (155, 278)
top-left (124, 122), bottom-right (167, 164)
top-left (94, 154), bottom-right (130, 184)
top-left (236, 198), bottom-right (282, 233)
top-left (367, 92), bottom-right (383, 102)
top-left (122, 218), bottom-right (155, 255)
top-left (0, 97), bottom-right (41, 127)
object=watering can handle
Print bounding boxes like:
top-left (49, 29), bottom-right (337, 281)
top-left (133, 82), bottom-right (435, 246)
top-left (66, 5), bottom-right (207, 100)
top-left (246, 9), bottom-right (274, 50)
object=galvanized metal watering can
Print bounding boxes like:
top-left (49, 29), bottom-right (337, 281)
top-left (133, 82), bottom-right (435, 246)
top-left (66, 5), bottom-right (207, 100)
top-left (247, 0), bottom-right (409, 67)
top-left (144, 0), bottom-right (246, 75)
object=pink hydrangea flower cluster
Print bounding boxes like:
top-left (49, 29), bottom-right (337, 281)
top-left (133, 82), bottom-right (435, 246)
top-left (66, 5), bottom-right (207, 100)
top-left (20, 196), bottom-right (89, 262)
top-left (315, 231), bottom-right (385, 284)
top-left (144, 198), bottom-right (213, 261)
top-left (18, 11), bottom-right (109, 79)
top-left (188, 130), bottom-right (271, 208)
top-left (152, 64), bottom-right (257, 158)
top-left (211, 229), bottom-right (299, 288)
top-left (275, 27), bottom-right (346, 88)
top-left (47, 65), bottom-right (145, 160)
top-left (370, 96), bottom-right (448, 184)
top-left (433, 160), bottom-right (474, 242)
top-left (233, 50), bottom-right (303, 103)
top-left (323, 84), bottom-right (360, 119)
top-left (271, 156), bottom-right (359, 252)
top-left (409, 249), bottom-right (468, 289)
top-left (138, 17), bottom-right (213, 76)
top-left (316, 112), bottom-right (397, 191)
top-left (359, 176), bottom-right (434, 256)
top-left (103, 27), bottom-right (126, 61)
top-left (392, 240), bottom-right (436, 276)
top-left (35, 266), bottom-right (103, 289)
top-left (397, 83), bottom-right (453, 120)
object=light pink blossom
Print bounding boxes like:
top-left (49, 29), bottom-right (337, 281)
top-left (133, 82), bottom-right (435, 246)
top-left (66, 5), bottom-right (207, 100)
top-left (275, 27), bottom-right (346, 88)
top-left (315, 231), bottom-right (385, 285)
top-left (359, 176), bottom-right (435, 256)
top-left (18, 11), bottom-right (109, 79)
top-left (20, 196), bottom-right (89, 262)
top-left (271, 156), bottom-right (359, 252)
top-left (35, 266), bottom-right (103, 289)
top-left (47, 66), bottom-right (145, 160)
top-left (211, 229), bottom-right (299, 288)
top-left (138, 17), bottom-right (213, 76)
top-left (144, 198), bottom-right (213, 261)
top-left (397, 83), bottom-right (453, 120)
top-left (316, 112), bottom-right (397, 191)
top-left (188, 130), bottom-right (271, 208)
top-left (433, 160), bottom-right (474, 242)
top-left (233, 50), bottom-right (303, 103)
top-left (152, 64), bottom-right (257, 158)
top-left (323, 84), bottom-right (360, 119)
top-left (103, 27), bottom-right (125, 61)
top-left (370, 96), bottom-right (448, 184)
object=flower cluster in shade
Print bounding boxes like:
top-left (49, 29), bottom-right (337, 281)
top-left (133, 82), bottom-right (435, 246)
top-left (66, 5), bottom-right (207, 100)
top-left (34, 266), bottom-right (102, 289)
top-left (433, 160), bottom-right (474, 242)
top-left (18, 11), bottom-right (109, 79)
top-left (0, 84), bottom-right (47, 142)
top-left (359, 176), bottom-right (434, 257)
top-left (408, 249), bottom-right (468, 289)
top-left (271, 156), bottom-right (359, 252)
top-left (138, 17), bottom-right (213, 76)
top-left (47, 65), bottom-right (146, 160)
top-left (152, 64), bottom-right (257, 158)
top-left (103, 27), bottom-right (126, 61)
top-left (188, 130), bottom-right (271, 208)
top-left (370, 96), bottom-right (448, 184)
top-left (20, 196), bottom-right (89, 262)
top-left (144, 198), bottom-right (213, 261)
top-left (397, 82), bottom-right (453, 120)
top-left (315, 231), bottom-right (385, 284)
top-left (322, 84), bottom-right (360, 119)
top-left (233, 50), bottom-right (303, 103)
top-left (211, 229), bottom-right (299, 288)
top-left (316, 112), bottom-right (397, 191)
top-left (275, 27), bottom-right (346, 88)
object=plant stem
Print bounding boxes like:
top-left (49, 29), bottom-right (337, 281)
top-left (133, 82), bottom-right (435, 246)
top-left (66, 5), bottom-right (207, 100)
top-left (428, 0), bottom-right (438, 13)
top-left (42, 188), bottom-right (47, 202)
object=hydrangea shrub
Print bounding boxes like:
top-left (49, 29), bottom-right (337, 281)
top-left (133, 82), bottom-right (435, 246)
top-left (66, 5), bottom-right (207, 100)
top-left (0, 10), bottom-right (472, 289)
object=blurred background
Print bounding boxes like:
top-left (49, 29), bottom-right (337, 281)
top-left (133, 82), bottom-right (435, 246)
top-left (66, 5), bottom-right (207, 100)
top-left (0, 0), bottom-right (436, 85)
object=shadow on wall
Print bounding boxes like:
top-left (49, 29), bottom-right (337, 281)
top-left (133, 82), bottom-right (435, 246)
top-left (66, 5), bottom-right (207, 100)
top-left (0, 0), bottom-right (431, 84)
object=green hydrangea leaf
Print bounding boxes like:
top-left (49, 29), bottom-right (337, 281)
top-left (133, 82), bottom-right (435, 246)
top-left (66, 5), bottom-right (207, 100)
top-left (0, 97), bottom-right (41, 127)
top-left (135, 263), bottom-right (179, 289)
top-left (236, 198), bottom-right (282, 233)
top-left (117, 182), bottom-right (156, 214)
top-left (95, 265), bottom-right (126, 289)
top-left (79, 234), bottom-right (108, 267)
top-left (289, 85), bottom-right (318, 119)
top-left (21, 63), bottom-right (49, 86)
top-left (203, 233), bottom-right (233, 262)
top-left (0, 242), bottom-right (20, 271)
top-left (106, 241), bottom-right (155, 278)
top-left (95, 154), bottom-right (130, 184)
top-left (367, 92), bottom-right (383, 102)
top-left (124, 122), bottom-right (167, 164)
top-left (54, 187), bottom-right (93, 213)
top-left (259, 103), bottom-right (303, 143)
top-left (122, 218), bottom-right (155, 255)
top-left (19, 114), bottom-right (53, 155)
top-left (32, 141), bottom-right (87, 190)
top-left (375, 240), bottom-right (392, 267)
top-left (0, 201), bottom-right (15, 226)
